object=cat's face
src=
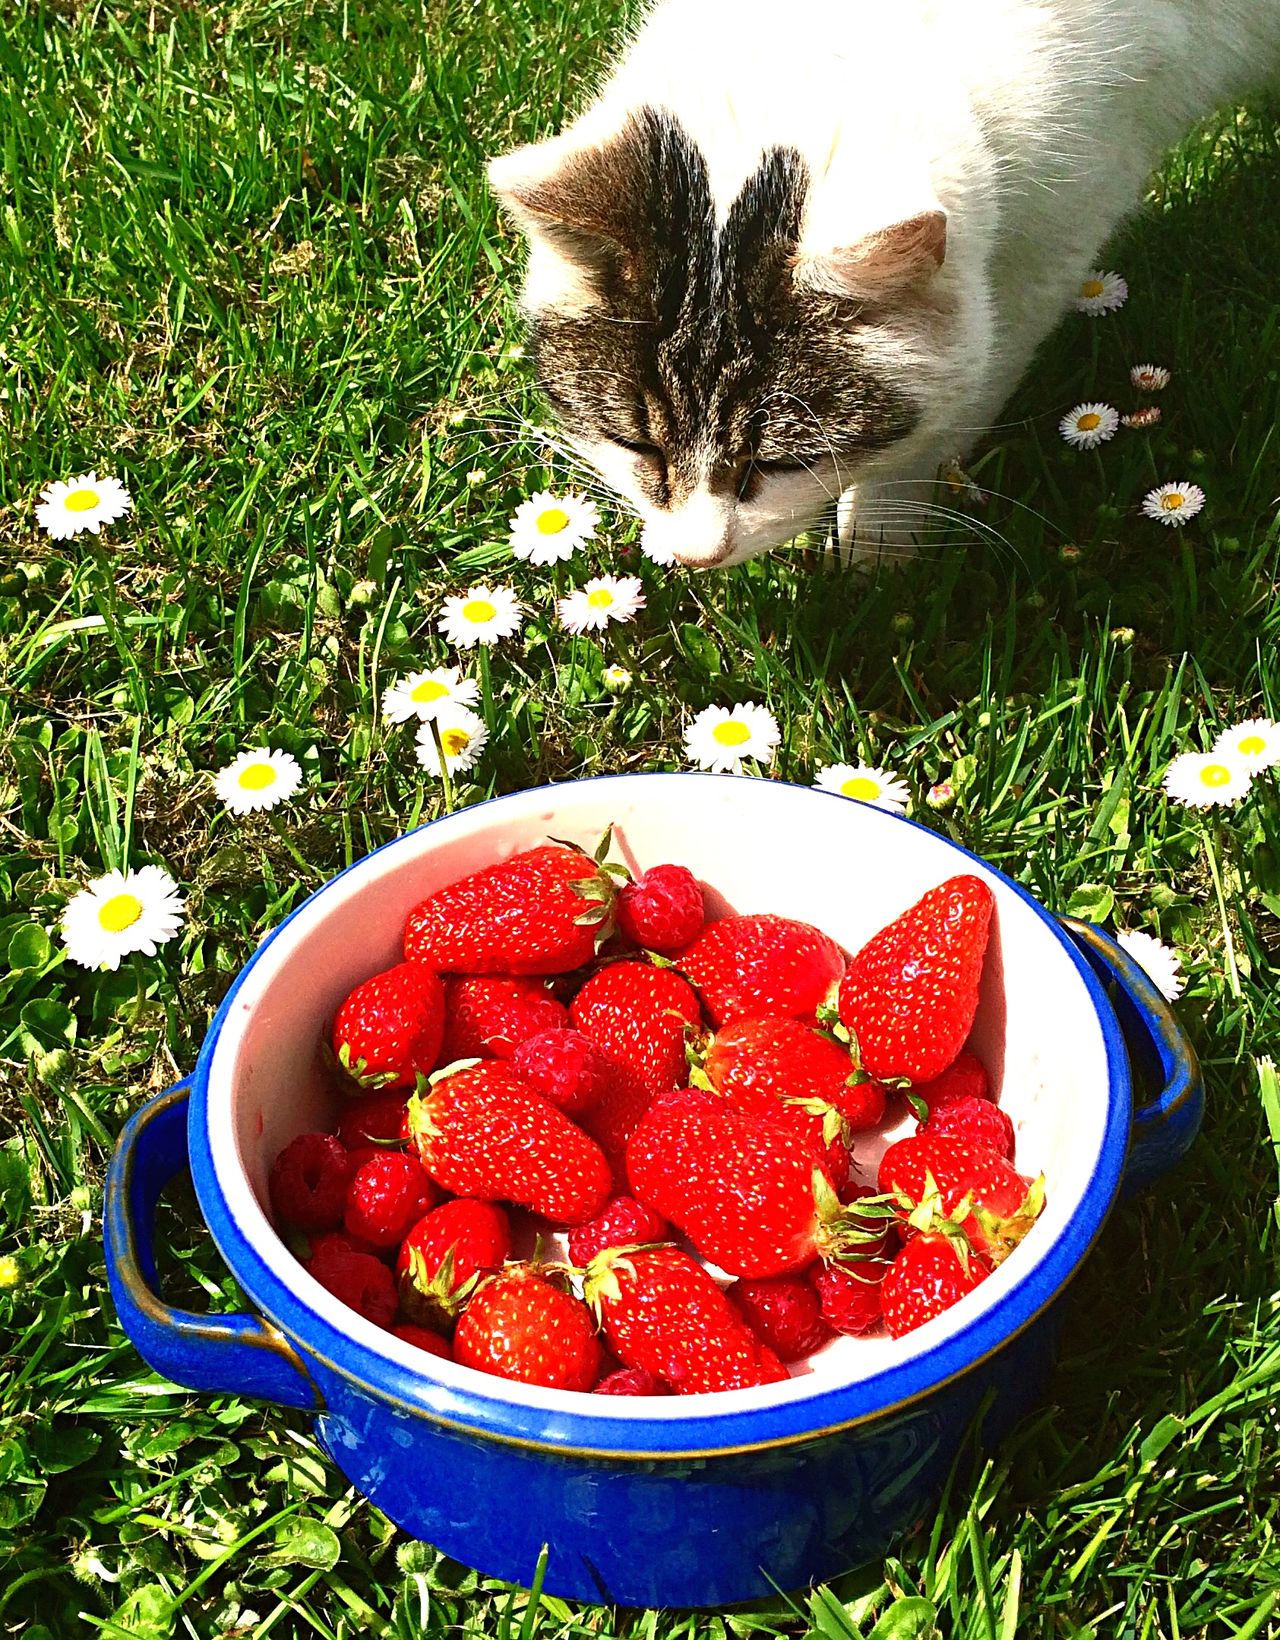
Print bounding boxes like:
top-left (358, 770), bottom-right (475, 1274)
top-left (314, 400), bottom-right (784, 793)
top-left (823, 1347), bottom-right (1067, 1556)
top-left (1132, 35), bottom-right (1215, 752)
top-left (489, 109), bottom-right (951, 569)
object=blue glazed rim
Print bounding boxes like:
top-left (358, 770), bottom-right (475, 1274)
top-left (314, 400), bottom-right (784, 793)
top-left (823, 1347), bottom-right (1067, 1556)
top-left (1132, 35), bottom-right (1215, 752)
top-left (189, 771), bottom-right (1132, 1460)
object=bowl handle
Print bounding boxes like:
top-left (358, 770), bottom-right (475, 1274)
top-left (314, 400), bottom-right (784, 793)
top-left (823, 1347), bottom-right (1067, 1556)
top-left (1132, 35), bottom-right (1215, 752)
top-left (104, 1081), bottom-right (323, 1410)
top-left (1057, 917), bottom-right (1204, 1192)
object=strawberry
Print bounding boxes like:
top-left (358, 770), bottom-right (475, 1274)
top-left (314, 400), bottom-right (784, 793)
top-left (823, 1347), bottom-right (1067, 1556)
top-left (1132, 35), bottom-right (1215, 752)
top-left (438, 974), bottom-right (569, 1062)
top-left (403, 843), bottom-right (622, 975)
top-left (811, 1260), bottom-right (890, 1335)
top-left (675, 914), bottom-right (845, 1027)
top-left (910, 1050), bottom-right (990, 1115)
top-left (306, 1240), bottom-right (398, 1327)
top-left (343, 1152), bottom-right (437, 1249)
top-left (616, 864), bottom-right (705, 953)
top-left (331, 961), bottom-right (446, 1089)
top-left (336, 1089), bottom-right (411, 1151)
top-left (566, 1195), bottom-right (670, 1268)
top-left (877, 1132), bottom-right (1043, 1263)
top-left (392, 1322), bottom-right (453, 1361)
top-left (396, 1199), bottom-right (512, 1328)
top-left (269, 1133), bottom-right (352, 1232)
top-left (837, 875), bottom-right (994, 1082)
top-left (726, 1274), bottom-right (832, 1362)
top-left (511, 1028), bottom-right (614, 1115)
top-left (593, 1364), bottom-right (669, 1396)
top-left (408, 1062), bottom-right (611, 1225)
top-left (625, 1087), bottom-right (850, 1278)
top-left (570, 962), bottom-right (703, 1096)
top-left (576, 1057), bottom-right (658, 1185)
top-left (453, 1265), bottom-right (602, 1391)
top-left (880, 1233), bottom-right (988, 1337)
top-left (924, 1094), bottom-right (1015, 1158)
top-left (585, 1245), bottom-right (790, 1394)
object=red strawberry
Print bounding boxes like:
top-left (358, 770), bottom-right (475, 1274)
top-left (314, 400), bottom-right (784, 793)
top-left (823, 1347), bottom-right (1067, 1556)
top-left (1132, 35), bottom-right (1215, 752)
top-left (396, 1199), bottom-right (513, 1328)
top-left (337, 1089), bottom-right (411, 1151)
top-left (343, 1152), bottom-right (437, 1250)
top-left (439, 974), bottom-right (569, 1062)
top-left (570, 963), bottom-right (703, 1096)
top-left (511, 1028), bottom-right (614, 1115)
top-left (911, 1050), bottom-right (990, 1114)
top-left (625, 1087), bottom-right (846, 1278)
top-left (676, 914), bottom-right (845, 1027)
top-left (331, 961), bottom-right (446, 1089)
top-left (616, 864), bottom-right (705, 953)
top-left (392, 1322), bottom-right (453, 1361)
top-left (566, 1195), bottom-right (670, 1268)
top-left (878, 1132), bottom-right (1042, 1263)
top-left (306, 1240), bottom-right (398, 1327)
top-left (269, 1133), bottom-right (352, 1233)
top-left (811, 1260), bottom-right (890, 1335)
top-left (880, 1234), bottom-right (988, 1337)
top-left (576, 1057), bottom-right (658, 1185)
top-left (408, 1063), bottom-right (611, 1225)
top-left (404, 844), bottom-right (620, 975)
top-left (924, 1095), bottom-right (1015, 1158)
top-left (593, 1364), bottom-right (669, 1396)
top-left (585, 1245), bottom-right (790, 1394)
top-left (726, 1275), bottom-right (832, 1362)
top-left (838, 875), bottom-right (994, 1082)
top-left (453, 1266), bottom-right (602, 1391)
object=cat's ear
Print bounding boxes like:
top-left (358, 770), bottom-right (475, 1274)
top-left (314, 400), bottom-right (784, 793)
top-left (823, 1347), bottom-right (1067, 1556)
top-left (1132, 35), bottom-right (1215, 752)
top-left (487, 131), bottom-right (637, 298)
top-left (794, 209), bottom-right (947, 301)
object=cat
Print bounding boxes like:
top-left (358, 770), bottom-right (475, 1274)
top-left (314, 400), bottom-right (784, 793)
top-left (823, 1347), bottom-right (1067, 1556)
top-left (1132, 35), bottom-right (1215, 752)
top-left (486, 0), bottom-right (1280, 569)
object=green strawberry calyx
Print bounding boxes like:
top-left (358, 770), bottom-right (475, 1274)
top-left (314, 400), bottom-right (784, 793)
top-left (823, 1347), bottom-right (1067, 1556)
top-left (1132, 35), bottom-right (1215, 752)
top-left (547, 825), bottom-right (632, 939)
top-left (969, 1173), bottom-right (1046, 1267)
top-left (322, 1036), bottom-right (398, 1094)
top-left (812, 1172), bottom-right (902, 1262)
top-left (400, 1243), bottom-right (478, 1329)
top-left (581, 1241), bottom-right (675, 1316)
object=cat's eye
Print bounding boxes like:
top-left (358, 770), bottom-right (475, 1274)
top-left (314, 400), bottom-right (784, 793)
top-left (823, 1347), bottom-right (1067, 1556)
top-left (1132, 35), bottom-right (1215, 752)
top-left (610, 434), bottom-right (665, 465)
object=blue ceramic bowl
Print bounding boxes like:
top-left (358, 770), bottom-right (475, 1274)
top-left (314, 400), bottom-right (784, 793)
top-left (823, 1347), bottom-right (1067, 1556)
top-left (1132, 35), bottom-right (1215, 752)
top-left (104, 774), bottom-right (1201, 1608)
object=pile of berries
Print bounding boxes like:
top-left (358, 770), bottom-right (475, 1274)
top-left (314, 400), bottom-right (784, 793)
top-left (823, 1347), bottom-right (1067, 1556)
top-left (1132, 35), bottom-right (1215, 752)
top-left (268, 834), bottom-right (1044, 1396)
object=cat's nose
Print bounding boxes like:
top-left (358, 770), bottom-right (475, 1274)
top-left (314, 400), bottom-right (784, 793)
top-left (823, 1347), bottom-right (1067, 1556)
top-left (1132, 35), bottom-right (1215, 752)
top-left (644, 493), bottom-right (735, 569)
top-left (671, 540), bottom-right (734, 569)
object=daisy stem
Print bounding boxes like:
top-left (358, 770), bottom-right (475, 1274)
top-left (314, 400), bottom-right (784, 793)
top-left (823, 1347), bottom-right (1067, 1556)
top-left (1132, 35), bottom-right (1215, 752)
top-left (477, 644), bottom-right (494, 727)
top-left (1203, 824), bottom-right (1242, 1000)
top-left (430, 721), bottom-right (455, 815)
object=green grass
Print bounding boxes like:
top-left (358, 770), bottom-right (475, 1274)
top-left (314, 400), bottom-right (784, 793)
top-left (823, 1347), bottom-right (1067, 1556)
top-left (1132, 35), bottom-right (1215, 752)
top-left (2, 0), bottom-right (1280, 1634)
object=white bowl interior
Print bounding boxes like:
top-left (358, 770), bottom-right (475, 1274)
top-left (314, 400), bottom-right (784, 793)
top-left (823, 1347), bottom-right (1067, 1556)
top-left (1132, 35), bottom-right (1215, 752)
top-left (205, 775), bottom-right (1113, 1418)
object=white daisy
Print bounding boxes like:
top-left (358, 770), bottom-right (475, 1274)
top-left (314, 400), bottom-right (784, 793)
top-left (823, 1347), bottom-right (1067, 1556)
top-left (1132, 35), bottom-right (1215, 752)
top-left (35, 472), bottom-right (132, 539)
top-left (508, 491), bottom-right (599, 565)
top-left (1142, 482), bottom-right (1205, 527)
top-left (213, 748), bottom-right (304, 815)
top-left (1130, 364), bottom-right (1171, 392)
top-left (602, 664), bottom-right (633, 693)
top-left (683, 703), bottom-right (780, 774)
top-left (60, 865), bottom-right (185, 971)
top-left (1212, 718), bottom-right (1280, 772)
top-left (1162, 750), bottom-right (1252, 808)
top-left (415, 706), bottom-right (489, 776)
top-left (381, 667), bottom-right (480, 725)
top-left (1121, 407), bottom-right (1162, 430)
top-left (437, 584), bottom-right (524, 648)
top-left (557, 575), bottom-right (645, 634)
top-left (814, 762), bottom-right (910, 813)
top-left (1060, 402), bottom-right (1120, 450)
top-left (1073, 270), bottom-right (1128, 316)
top-left (1116, 929), bottom-right (1184, 1003)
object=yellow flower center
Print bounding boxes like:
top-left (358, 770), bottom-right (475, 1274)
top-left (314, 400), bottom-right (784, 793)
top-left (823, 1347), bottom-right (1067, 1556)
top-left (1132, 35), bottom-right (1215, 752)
top-left (463, 599), bottom-right (496, 623)
top-left (840, 776), bottom-right (881, 800)
top-left (1077, 413), bottom-right (1101, 431)
top-left (98, 892), bottom-right (143, 933)
top-left (64, 487), bottom-right (101, 512)
top-left (237, 763), bottom-right (277, 791)
top-left (1199, 763), bottom-right (1232, 788)
top-left (535, 507), bottom-right (571, 535)
top-left (410, 678), bottom-right (449, 703)
top-left (440, 728), bottom-right (471, 757)
top-left (1081, 279), bottom-right (1105, 299)
top-left (712, 720), bottom-right (752, 748)
top-left (1238, 735), bottom-right (1266, 756)
top-left (586, 588), bottom-right (614, 609)
top-left (1161, 493), bottom-right (1185, 511)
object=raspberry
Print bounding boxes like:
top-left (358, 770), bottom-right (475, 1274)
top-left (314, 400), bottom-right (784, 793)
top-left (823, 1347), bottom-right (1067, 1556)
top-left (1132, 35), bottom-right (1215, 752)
top-left (337, 1089), bottom-right (410, 1150)
top-left (344, 1152), bottom-right (437, 1249)
top-left (567, 1195), bottom-right (670, 1268)
top-left (392, 1322), bottom-right (453, 1360)
top-left (925, 1094), bottom-right (1015, 1158)
top-left (594, 1365), bottom-right (668, 1395)
top-left (269, 1132), bottom-right (352, 1232)
top-left (306, 1228), bottom-right (382, 1262)
top-left (616, 864), bottom-right (705, 954)
top-left (307, 1240), bottom-right (397, 1326)
top-left (439, 974), bottom-right (569, 1062)
top-left (726, 1274), bottom-right (832, 1362)
top-left (510, 1028), bottom-right (614, 1115)
top-left (812, 1260), bottom-right (891, 1335)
